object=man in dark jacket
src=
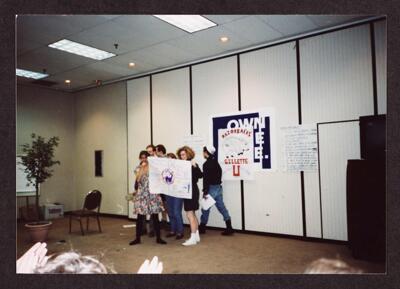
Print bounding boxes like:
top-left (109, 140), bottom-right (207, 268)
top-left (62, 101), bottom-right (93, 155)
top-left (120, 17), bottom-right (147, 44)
top-left (199, 145), bottom-right (234, 235)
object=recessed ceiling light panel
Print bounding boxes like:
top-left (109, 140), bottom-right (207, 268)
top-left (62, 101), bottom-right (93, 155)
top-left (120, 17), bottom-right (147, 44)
top-left (16, 68), bottom-right (48, 79)
top-left (153, 15), bottom-right (217, 33)
top-left (220, 36), bottom-right (229, 42)
top-left (48, 39), bottom-right (116, 60)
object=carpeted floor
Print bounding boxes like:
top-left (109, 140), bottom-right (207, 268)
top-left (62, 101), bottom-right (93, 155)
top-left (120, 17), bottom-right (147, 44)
top-left (17, 216), bottom-right (385, 274)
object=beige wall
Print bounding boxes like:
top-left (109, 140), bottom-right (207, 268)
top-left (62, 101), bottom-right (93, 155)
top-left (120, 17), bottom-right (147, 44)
top-left (17, 84), bottom-right (76, 212)
top-left (74, 82), bottom-right (128, 215)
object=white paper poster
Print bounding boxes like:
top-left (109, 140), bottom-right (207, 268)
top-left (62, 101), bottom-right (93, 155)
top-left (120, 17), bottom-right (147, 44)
top-left (148, 157), bottom-right (192, 199)
top-left (281, 124), bottom-right (318, 172)
top-left (210, 108), bottom-right (276, 175)
top-left (218, 127), bottom-right (254, 180)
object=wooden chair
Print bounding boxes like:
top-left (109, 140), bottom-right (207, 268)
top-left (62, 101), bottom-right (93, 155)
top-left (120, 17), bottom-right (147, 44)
top-left (69, 190), bottom-right (102, 235)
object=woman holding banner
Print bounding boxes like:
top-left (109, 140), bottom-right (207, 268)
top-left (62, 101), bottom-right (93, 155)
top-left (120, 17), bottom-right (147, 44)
top-left (129, 160), bottom-right (167, 245)
top-left (177, 146), bottom-right (203, 246)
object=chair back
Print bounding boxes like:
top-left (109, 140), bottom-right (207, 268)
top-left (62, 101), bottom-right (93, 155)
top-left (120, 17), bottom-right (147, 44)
top-left (83, 190), bottom-right (102, 211)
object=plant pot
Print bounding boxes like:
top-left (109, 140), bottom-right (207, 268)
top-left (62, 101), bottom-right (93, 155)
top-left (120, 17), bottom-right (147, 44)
top-left (25, 221), bottom-right (52, 243)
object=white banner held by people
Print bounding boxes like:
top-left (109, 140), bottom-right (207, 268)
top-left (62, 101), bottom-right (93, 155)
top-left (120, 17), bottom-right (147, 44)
top-left (218, 127), bottom-right (254, 180)
top-left (148, 157), bottom-right (192, 199)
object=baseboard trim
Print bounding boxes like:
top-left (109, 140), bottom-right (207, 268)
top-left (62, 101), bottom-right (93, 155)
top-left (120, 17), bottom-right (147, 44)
top-left (45, 212), bottom-right (348, 244)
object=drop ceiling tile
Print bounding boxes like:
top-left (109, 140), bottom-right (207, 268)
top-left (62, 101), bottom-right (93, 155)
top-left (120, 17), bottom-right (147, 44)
top-left (137, 42), bottom-right (196, 66)
top-left (17, 15), bottom-right (86, 45)
top-left (103, 51), bottom-right (158, 73)
top-left (258, 15), bottom-right (319, 36)
top-left (56, 15), bottom-right (121, 30)
top-left (88, 61), bottom-right (134, 76)
top-left (75, 61), bottom-right (128, 81)
top-left (223, 16), bottom-right (283, 44)
top-left (306, 15), bottom-right (368, 28)
top-left (67, 21), bottom-right (137, 54)
top-left (113, 15), bottom-right (187, 42)
top-left (204, 15), bottom-right (249, 24)
top-left (126, 48), bottom-right (179, 69)
top-left (167, 25), bottom-right (250, 60)
top-left (17, 46), bottom-right (95, 75)
top-left (17, 38), bottom-right (43, 55)
top-left (48, 72), bottom-right (93, 87)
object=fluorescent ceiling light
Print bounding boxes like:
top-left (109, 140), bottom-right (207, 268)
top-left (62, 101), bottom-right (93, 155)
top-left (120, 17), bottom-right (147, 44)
top-left (153, 15), bottom-right (217, 33)
top-left (16, 68), bottom-right (48, 79)
top-left (48, 39), bottom-right (115, 60)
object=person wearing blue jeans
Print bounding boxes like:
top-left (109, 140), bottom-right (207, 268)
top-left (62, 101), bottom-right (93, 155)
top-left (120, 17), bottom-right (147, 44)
top-left (199, 145), bottom-right (234, 236)
top-left (165, 195), bottom-right (184, 239)
top-left (164, 152), bottom-right (185, 239)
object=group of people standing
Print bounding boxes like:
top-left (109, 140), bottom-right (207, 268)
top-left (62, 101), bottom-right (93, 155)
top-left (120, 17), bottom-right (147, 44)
top-left (129, 143), bottom-right (234, 247)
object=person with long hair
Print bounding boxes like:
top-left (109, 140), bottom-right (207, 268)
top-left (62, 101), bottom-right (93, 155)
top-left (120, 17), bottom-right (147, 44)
top-left (134, 150), bottom-right (154, 237)
top-left (130, 159), bottom-right (166, 245)
top-left (176, 146), bottom-right (203, 246)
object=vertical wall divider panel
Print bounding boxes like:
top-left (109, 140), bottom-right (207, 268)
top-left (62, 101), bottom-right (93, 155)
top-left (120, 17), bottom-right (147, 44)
top-left (240, 42), bottom-right (303, 236)
top-left (296, 39), bottom-right (307, 237)
top-left (237, 55), bottom-right (246, 231)
top-left (127, 77), bottom-right (151, 219)
top-left (151, 68), bottom-right (191, 225)
top-left (369, 22), bottom-right (378, 116)
top-left (374, 20), bottom-right (387, 115)
top-left (192, 56), bottom-right (242, 229)
top-left (152, 68), bottom-right (191, 153)
top-left (300, 24), bottom-right (375, 240)
top-left (318, 121), bottom-right (360, 241)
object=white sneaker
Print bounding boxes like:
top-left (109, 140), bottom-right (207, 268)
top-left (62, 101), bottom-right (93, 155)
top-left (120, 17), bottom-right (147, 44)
top-left (195, 230), bottom-right (200, 243)
top-left (182, 233), bottom-right (197, 246)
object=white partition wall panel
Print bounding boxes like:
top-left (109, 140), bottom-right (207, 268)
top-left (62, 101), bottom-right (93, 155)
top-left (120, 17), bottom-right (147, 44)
top-left (192, 56), bottom-right (242, 229)
top-left (300, 24), bottom-right (375, 240)
top-left (240, 42), bottom-right (303, 235)
top-left (300, 24), bottom-right (374, 123)
top-left (152, 68), bottom-right (191, 224)
top-left (127, 77), bottom-right (151, 218)
top-left (303, 172), bottom-right (322, 237)
top-left (318, 122), bottom-right (360, 241)
top-left (152, 68), bottom-right (191, 152)
top-left (374, 20), bottom-right (387, 114)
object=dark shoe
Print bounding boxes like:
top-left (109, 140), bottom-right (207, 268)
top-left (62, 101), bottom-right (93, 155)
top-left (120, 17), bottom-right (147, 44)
top-left (148, 231), bottom-right (155, 238)
top-left (176, 233), bottom-right (184, 240)
top-left (166, 232), bottom-right (176, 238)
top-left (156, 238), bottom-right (167, 244)
top-left (199, 223), bottom-right (206, 234)
top-left (221, 220), bottom-right (234, 236)
top-left (129, 239), bottom-right (141, 245)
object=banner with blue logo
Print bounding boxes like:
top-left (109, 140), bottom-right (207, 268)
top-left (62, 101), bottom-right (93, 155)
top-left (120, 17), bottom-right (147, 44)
top-left (210, 108), bottom-right (276, 180)
top-left (148, 157), bottom-right (192, 199)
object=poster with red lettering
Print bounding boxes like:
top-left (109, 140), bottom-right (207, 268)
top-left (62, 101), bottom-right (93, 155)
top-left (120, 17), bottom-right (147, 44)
top-left (210, 108), bottom-right (276, 180)
top-left (218, 127), bottom-right (254, 180)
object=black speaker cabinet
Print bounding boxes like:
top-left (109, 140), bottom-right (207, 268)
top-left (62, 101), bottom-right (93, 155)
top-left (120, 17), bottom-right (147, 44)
top-left (347, 159), bottom-right (386, 262)
top-left (359, 114), bottom-right (386, 161)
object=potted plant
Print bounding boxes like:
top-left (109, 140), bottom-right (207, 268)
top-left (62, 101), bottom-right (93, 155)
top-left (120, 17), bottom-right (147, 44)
top-left (20, 133), bottom-right (60, 242)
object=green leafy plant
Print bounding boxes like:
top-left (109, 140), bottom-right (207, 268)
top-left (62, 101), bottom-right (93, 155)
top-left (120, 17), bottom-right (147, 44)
top-left (20, 133), bottom-right (60, 220)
